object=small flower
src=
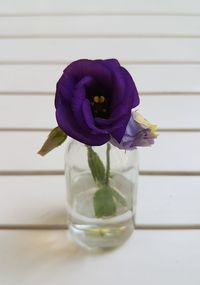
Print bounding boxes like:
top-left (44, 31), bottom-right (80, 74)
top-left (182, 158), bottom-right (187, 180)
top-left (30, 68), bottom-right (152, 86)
top-left (110, 112), bottom-right (158, 150)
top-left (55, 59), bottom-right (139, 146)
top-left (134, 112), bottom-right (158, 138)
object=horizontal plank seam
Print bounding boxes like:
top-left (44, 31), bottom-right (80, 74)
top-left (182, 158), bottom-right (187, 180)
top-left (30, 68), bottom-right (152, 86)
top-left (135, 224), bottom-right (200, 230)
top-left (1, 61), bottom-right (200, 65)
top-left (0, 224), bottom-right (200, 230)
top-left (140, 171), bottom-right (200, 176)
top-left (1, 13), bottom-right (200, 17)
top-left (0, 128), bottom-right (200, 133)
top-left (3, 127), bottom-right (200, 132)
top-left (0, 170), bottom-right (65, 176)
top-left (0, 170), bottom-right (199, 176)
top-left (0, 91), bottom-right (200, 96)
top-left (0, 224), bottom-right (68, 230)
top-left (158, 129), bottom-right (200, 132)
top-left (1, 35), bottom-right (200, 39)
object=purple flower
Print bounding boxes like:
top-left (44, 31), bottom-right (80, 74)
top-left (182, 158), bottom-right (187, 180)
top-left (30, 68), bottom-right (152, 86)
top-left (55, 59), bottom-right (139, 146)
top-left (110, 112), bottom-right (158, 150)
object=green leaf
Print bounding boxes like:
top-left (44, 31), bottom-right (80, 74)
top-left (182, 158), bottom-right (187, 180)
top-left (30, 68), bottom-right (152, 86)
top-left (111, 189), bottom-right (127, 207)
top-left (93, 185), bottom-right (116, 217)
top-left (37, 126), bottom-right (67, 156)
top-left (87, 146), bottom-right (106, 184)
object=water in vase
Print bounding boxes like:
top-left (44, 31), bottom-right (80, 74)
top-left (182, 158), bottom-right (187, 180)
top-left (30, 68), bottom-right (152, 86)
top-left (66, 173), bottom-right (136, 249)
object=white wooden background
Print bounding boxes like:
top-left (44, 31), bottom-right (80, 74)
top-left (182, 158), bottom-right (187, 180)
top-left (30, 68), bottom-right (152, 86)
top-left (0, 0), bottom-right (200, 284)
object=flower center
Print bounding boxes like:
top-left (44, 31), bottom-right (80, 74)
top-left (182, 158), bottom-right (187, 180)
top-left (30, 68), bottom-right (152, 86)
top-left (90, 95), bottom-right (110, 119)
top-left (86, 85), bottom-right (110, 119)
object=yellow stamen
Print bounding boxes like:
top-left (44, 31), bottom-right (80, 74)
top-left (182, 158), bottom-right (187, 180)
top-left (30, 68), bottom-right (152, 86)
top-left (99, 96), bottom-right (105, 103)
top-left (93, 96), bottom-right (100, 103)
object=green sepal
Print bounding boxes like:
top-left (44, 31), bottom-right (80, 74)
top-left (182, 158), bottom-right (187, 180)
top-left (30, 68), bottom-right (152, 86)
top-left (37, 126), bottom-right (67, 156)
top-left (93, 185), bottom-right (116, 217)
top-left (87, 146), bottom-right (106, 184)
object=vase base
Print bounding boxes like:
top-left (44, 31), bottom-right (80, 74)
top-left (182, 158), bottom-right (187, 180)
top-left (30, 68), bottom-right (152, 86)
top-left (69, 218), bottom-right (134, 250)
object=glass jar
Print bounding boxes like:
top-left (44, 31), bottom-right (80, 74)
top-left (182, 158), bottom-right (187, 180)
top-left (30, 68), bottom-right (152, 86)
top-left (64, 138), bottom-right (138, 250)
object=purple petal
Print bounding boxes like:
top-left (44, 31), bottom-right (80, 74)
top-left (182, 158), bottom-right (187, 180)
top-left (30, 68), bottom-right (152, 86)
top-left (56, 105), bottom-right (110, 146)
top-left (55, 59), bottom-right (141, 146)
top-left (101, 59), bottom-right (126, 109)
top-left (82, 100), bottom-right (108, 135)
top-left (63, 59), bottom-right (112, 88)
top-left (71, 76), bottom-right (94, 131)
top-left (55, 74), bottom-right (76, 107)
top-left (121, 67), bottom-right (140, 109)
top-left (110, 112), bottom-right (131, 143)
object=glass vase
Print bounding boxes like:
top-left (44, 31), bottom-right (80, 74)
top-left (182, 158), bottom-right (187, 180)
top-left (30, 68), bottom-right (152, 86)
top-left (64, 138), bottom-right (138, 249)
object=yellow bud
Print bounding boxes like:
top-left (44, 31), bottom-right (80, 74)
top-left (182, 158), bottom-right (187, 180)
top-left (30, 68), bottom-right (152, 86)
top-left (134, 112), bottom-right (158, 138)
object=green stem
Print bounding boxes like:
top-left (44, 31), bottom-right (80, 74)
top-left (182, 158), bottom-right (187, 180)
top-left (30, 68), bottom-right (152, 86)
top-left (105, 143), bottom-right (111, 184)
top-left (86, 145), bottom-right (106, 185)
top-left (86, 143), bottom-right (117, 217)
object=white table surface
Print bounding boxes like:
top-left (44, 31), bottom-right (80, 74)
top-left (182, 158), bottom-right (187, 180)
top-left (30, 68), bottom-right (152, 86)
top-left (0, 230), bottom-right (200, 285)
top-left (0, 1), bottom-right (200, 284)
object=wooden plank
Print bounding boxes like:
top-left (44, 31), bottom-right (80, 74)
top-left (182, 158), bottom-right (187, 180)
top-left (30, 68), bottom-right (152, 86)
top-left (0, 95), bottom-right (57, 129)
top-left (0, 176), bottom-right (66, 225)
top-left (0, 95), bottom-right (199, 130)
top-left (0, 230), bottom-right (200, 285)
top-left (136, 176), bottom-right (200, 225)
top-left (0, 175), bottom-right (199, 226)
top-left (0, 0), bottom-right (200, 15)
top-left (1, 64), bottom-right (200, 93)
top-left (0, 15), bottom-right (200, 37)
top-left (1, 38), bottom-right (200, 63)
top-left (0, 131), bottom-right (199, 172)
top-left (0, 131), bottom-right (65, 171)
top-left (139, 131), bottom-right (200, 172)
top-left (139, 95), bottom-right (200, 130)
